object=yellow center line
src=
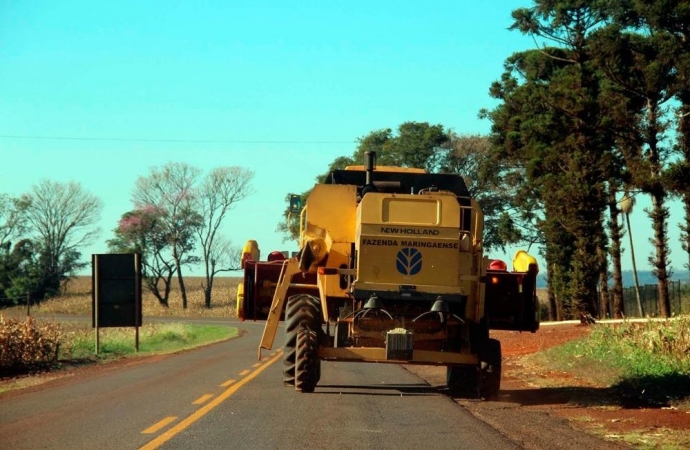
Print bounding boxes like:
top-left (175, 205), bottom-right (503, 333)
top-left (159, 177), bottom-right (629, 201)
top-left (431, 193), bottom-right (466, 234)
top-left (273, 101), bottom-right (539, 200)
top-left (239, 369), bottom-right (250, 376)
top-left (220, 379), bottom-right (236, 387)
top-left (192, 394), bottom-right (214, 405)
top-left (139, 351), bottom-right (283, 450)
top-left (141, 416), bottom-right (177, 435)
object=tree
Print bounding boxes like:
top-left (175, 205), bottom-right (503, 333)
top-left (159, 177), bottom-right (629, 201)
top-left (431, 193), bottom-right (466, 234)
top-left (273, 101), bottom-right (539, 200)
top-left (132, 163), bottom-right (202, 309)
top-left (590, 24), bottom-right (678, 317)
top-left (0, 239), bottom-right (41, 305)
top-left (438, 133), bottom-right (527, 252)
top-left (0, 194), bottom-right (25, 245)
top-left (108, 207), bottom-right (176, 307)
top-left (278, 122), bottom-right (453, 242)
top-left (619, 0), bottom-right (690, 285)
top-left (196, 166), bottom-right (254, 308)
top-left (606, 179), bottom-right (625, 318)
top-left (350, 122), bottom-right (451, 172)
top-left (15, 180), bottom-right (101, 299)
top-left (483, 0), bottom-right (632, 319)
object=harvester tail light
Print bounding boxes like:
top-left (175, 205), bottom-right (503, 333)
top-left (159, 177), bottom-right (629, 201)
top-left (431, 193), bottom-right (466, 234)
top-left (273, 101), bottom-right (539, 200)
top-left (318, 267), bottom-right (338, 275)
top-left (491, 276), bottom-right (500, 284)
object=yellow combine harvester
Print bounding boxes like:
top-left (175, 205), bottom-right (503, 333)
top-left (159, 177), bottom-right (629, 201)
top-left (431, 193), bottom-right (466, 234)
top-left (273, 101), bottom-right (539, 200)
top-left (238, 152), bottom-right (539, 398)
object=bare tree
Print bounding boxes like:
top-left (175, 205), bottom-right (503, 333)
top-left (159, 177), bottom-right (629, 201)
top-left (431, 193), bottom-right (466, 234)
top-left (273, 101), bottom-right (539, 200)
top-left (132, 163), bottom-right (202, 309)
top-left (0, 193), bottom-right (25, 245)
top-left (196, 167), bottom-right (254, 308)
top-left (16, 180), bottom-right (102, 291)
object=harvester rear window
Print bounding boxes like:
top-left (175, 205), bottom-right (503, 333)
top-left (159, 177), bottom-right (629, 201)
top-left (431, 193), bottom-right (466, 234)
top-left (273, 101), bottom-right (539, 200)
top-left (382, 198), bottom-right (439, 225)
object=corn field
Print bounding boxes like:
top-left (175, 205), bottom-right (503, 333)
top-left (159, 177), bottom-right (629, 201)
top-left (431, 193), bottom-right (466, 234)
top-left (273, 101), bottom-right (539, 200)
top-left (26, 276), bottom-right (242, 318)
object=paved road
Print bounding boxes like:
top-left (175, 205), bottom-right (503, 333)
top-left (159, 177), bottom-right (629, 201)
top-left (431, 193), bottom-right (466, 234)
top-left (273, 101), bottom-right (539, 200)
top-left (0, 318), bottom-right (518, 450)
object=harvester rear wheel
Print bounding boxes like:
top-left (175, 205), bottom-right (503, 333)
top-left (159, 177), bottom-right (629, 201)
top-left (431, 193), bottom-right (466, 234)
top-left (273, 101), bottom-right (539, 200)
top-left (478, 338), bottom-right (502, 400)
top-left (446, 366), bottom-right (478, 398)
top-left (283, 295), bottom-right (322, 389)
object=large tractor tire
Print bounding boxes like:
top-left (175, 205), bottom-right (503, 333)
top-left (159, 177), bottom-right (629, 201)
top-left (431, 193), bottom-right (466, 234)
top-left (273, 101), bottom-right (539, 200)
top-left (446, 365), bottom-right (478, 398)
top-left (295, 328), bottom-right (319, 392)
top-left (478, 338), bottom-right (502, 400)
top-left (283, 295), bottom-right (304, 386)
top-left (283, 294), bottom-right (322, 389)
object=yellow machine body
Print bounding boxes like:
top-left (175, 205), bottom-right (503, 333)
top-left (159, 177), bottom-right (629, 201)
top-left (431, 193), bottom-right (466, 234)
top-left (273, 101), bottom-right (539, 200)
top-left (247, 153), bottom-right (539, 395)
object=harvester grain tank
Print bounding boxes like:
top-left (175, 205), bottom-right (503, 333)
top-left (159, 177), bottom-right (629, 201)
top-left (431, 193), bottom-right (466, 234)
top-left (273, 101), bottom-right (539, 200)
top-left (237, 151), bottom-right (539, 398)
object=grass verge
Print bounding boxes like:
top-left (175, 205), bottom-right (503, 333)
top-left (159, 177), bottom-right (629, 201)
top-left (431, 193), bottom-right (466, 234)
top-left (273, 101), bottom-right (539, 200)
top-left (531, 318), bottom-right (690, 406)
top-left (524, 318), bottom-right (690, 449)
top-left (1, 319), bottom-right (239, 394)
top-left (60, 321), bottom-right (240, 359)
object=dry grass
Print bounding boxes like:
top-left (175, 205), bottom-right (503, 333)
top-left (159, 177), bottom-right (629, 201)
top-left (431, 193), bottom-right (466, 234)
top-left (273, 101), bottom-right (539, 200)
top-left (0, 316), bottom-right (61, 373)
top-left (30, 276), bottom-right (241, 318)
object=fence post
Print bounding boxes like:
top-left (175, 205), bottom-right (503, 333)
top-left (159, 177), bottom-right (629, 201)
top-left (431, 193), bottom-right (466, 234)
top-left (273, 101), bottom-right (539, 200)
top-left (26, 292), bottom-right (30, 317)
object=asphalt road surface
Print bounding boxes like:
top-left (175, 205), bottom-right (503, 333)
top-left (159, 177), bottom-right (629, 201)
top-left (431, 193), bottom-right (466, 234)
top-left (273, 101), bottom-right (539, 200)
top-left (0, 319), bottom-right (519, 450)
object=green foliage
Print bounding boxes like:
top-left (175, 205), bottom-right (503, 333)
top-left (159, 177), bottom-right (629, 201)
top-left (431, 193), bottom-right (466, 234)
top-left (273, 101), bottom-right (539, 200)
top-left (278, 122), bottom-right (453, 244)
top-left (487, 1), bottom-right (629, 317)
top-left (440, 133), bottom-right (529, 251)
top-left (269, 1), bottom-right (690, 321)
top-left (543, 319), bottom-right (690, 403)
top-left (277, 123), bottom-right (527, 253)
top-left (0, 239), bottom-right (80, 305)
top-left (108, 207), bottom-right (175, 307)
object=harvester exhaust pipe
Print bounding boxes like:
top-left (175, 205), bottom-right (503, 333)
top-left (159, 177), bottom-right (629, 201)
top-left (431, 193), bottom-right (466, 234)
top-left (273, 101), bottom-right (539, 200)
top-left (365, 151), bottom-right (376, 185)
top-left (430, 298), bottom-right (449, 313)
top-left (363, 295), bottom-right (384, 310)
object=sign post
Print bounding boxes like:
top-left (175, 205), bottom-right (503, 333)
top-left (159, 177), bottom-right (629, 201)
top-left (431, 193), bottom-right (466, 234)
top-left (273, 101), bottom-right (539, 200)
top-left (92, 254), bottom-right (142, 354)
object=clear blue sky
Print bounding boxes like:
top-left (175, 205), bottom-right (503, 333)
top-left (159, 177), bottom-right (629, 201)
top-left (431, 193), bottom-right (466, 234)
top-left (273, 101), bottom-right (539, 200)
top-left (0, 1), bottom-right (686, 277)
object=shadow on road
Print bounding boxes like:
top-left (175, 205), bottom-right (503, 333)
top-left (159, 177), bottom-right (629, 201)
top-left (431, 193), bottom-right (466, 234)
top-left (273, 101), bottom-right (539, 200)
top-left (317, 383), bottom-right (438, 396)
top-left (494, 373), bottom-right (690, 409)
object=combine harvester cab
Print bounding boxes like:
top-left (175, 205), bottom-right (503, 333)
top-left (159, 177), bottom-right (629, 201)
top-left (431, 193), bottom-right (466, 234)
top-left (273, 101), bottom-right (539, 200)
top-left (239, 151), bottom-right (540, 397)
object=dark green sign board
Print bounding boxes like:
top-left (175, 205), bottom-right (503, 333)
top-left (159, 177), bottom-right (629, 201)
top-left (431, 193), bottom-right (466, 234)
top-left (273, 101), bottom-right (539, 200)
top-left (92, 254), bottom-right (142, 328)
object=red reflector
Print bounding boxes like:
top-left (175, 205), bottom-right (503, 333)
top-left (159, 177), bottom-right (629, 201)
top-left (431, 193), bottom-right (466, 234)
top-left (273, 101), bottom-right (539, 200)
top-left (491, 276), bottom-right (500, 284)
top-left (318, 267), bottom-right (338, 275)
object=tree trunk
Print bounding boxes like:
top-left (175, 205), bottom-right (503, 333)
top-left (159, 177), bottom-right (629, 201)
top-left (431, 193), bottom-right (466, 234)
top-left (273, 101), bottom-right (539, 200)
top-left (650, 191), bottom-right (671, 317)
top-left (646, 102), bottom-right (671, 318)
top-left (679, 100), bottom-right (690, 285)
top-left (547, 268), bottom-right (558, 321)
top-left (201, 266), bottom-right (215, 309)
top-left (203, 277), bottom-right (214, 309)
top-left (685, 196), bottom-right (690, 285)
top-left (203, 257), bottom-right (214, 309)
top-left (176, 264), bottom-right (188, 309)
top-left (598, 269), bottom-right (609, 319)
top-left (625, 212), bottom-right (642, 317)
top-left (173, 247), bottom-right (188, 309)
top-left (146, 273), bottom-right (172, 307)
top-left (608, 185), bottom-right (624, 319)
top-left (548, 262), bottom-right (564, 321)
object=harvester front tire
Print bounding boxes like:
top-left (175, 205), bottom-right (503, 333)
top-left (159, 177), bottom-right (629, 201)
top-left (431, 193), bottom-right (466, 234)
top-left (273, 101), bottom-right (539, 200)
top-left (478, 338), bottom-right (502, 400)
top-left (295, 328), bottom-right (319, 393)
top-left (282, 297), bottom-right (301, 386)
top-left (283, 295), bottom-right (322, 390)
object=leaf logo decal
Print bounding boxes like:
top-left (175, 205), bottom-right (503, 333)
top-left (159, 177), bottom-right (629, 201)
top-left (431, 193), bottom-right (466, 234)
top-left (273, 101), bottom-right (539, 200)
top-left (396, 247), bottom-right (422, 276)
